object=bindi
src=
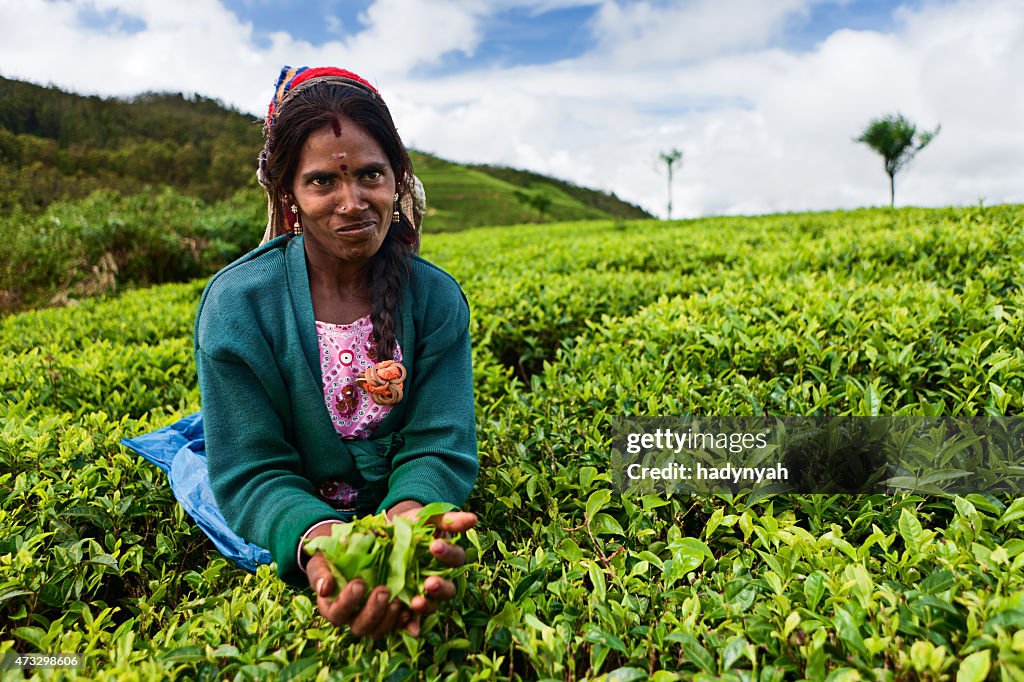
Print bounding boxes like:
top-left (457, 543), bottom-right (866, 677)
top-left (331, 152), bottom-right (348, 172)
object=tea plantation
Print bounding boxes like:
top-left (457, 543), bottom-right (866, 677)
top-left (2, 205), bottom-right (1024, 680)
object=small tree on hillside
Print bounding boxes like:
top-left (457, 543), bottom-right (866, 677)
top-left (855, 113), bottom-right (940, 208)
top-left (514, 188), bottom-right (553, 221)
top-left (659, 148), bottom-right (683, 219)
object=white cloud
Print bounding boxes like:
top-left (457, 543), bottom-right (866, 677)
top-left (1, 0), bottom-right (274, 108)
top-left (343, 0), bottom-right (487, 76)
top-left (381, 0), bottom-right (1023, 216)
top-left (495, 0), bottom-right (601, 9)
top-left (587, 0), bottom-right (822, 66)
top-left (0, 0), bottom-right (1020, 217)
top-left (324, 14), bottom-right (343, 36)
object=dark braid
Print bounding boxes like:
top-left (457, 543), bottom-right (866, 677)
top-left (367, 217), bottom-right (413, 360)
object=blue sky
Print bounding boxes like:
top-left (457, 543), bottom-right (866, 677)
top-left (75, 3), bottom-right (147, 33)
top-left (78, 0), bottom-right (933, 75)
top-left (1, 0), bottom-right (1020, 217)
top-left (221, 0), bottom-right (599, 68)
top-left (217, 0), bottom-right (922, 71)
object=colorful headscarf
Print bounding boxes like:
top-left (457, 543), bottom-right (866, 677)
top-left (265, 66), bottom-right (381, 129)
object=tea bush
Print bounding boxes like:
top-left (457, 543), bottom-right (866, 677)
top-left (2, 204), bottom-right (1024, 680)
top-left (0, 187), bottom-right (264, 312)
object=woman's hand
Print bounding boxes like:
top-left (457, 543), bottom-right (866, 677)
top-left (303, 505), bottom-right (477, 638)
top-left (304, 522), bottom-right (407, 639)
top-left (306, 551), bottom-right (407, 639)
top-left (387, 501), bottom-right (478, 636)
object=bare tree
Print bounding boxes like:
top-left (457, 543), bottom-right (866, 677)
top-left (659, 148), bottom-right (683, 219)
top-left (855, 113), bottom-right (940, 208)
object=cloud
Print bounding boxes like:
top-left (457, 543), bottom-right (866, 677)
top-left (380, 0), bottom-right (1023, 216)
top-left (0, 0), bottom-right (487, 111)
top-left (587, 0), bottom-right (822, 66)
top-left (343, 0), bottom-right (487, 76)
top-left (0, 0), bottom-right (1020, 217)
top-left (324, 14), bottom-right (343, 36)
top-left (1, 0), bottom-right (272, 106)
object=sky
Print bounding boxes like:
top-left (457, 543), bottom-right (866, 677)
top-left (1, 0), bottom-right (1021, 218)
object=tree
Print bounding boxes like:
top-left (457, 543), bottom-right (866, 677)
top-left (659, 148), bottom-right (683, 219)
top-left (513, 188), bottom-right (553, 221)
top-left (855, 113), bottom-right (940, 208)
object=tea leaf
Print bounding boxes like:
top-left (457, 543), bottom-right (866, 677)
top-left (898, 509), bottom-right (924, 552)
top-left (956, 650), bottom-right (991, 682)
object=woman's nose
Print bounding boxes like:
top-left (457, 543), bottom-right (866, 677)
top-left (333, 182), bottom-right (366, 214)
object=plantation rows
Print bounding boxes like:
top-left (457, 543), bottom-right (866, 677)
top-left (2, 204), bottom-right (1024, 680)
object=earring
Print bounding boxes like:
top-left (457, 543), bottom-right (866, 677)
top-left (290, 204), bottom-right (302, 235)
top-left (392, 193), bottom-right (400, 224)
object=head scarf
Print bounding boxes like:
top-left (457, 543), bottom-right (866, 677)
top-left (265, 66), bottom-right (380, 130)
top-left (258, 65), bottom-right (424, 248)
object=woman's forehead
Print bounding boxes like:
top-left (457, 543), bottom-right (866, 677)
top-left (300, 119), bottom-right (388, 159)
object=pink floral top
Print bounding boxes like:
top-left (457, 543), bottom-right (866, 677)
top-left (299, 316), bottom-right (403, 564)
top-left (316, 315), bottom-right (402, 441)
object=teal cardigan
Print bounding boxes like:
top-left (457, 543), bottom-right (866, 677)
top-left (194, 234), bottom-right (478, 587)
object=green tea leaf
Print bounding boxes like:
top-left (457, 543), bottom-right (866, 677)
top-left (956, 650), bottom-right (991, 682)
top-left (721, 635), bottom-right (748, 671)
top-left (586, 489), bottom-right (612, 521)
top-left (583, 624), bottom-right (627, 653)
top-left (603, 668), bottom-right (648, 682)
top-left (387, 517), bottom-right (413, 597)
top-left (673, 632), bottom-right (714, 674)
top-left (899, 508), bottom-right (924, 551)
top-left (804, 571), bottom-right (827, 609)
top-left (668, 537), bottom-right (713, 575)
top-left (416, 501), bottom-right (457, 522)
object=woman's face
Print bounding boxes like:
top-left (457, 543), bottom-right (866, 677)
top-left (290, 116), bottom-right (396, 270)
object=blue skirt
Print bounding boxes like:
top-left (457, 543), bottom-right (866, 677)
top-left (121, 412), bottom-right (273, 572)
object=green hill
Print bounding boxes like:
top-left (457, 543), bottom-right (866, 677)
top-left (410, 151), bottom-right (617, 231)
top-left (468, 163), bottom-right (652, 221)
top-left (0, 77), bottom-right (257, 209)
top-left (0, 75), bottom-right (651, 229)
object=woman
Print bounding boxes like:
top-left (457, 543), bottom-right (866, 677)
top-left (134, 66), bottom-right (478, 639)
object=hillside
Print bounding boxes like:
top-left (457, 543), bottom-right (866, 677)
top-left (0, 77), bottom-right (258, 208)
top-left (2, 205), bottom-right (1023, 677)
top-left (0, 76), bottom-right (651, 228)
top-left (468, 163), bottom-right (651, 221)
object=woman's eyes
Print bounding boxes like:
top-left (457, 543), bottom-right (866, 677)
top-left (308, 170), bottom-right (386, 187)
top-left (310, 175), bottom-right (333, 187)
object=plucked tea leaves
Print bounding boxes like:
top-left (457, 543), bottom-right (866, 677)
top-left (303, 503), bottom-right (457, 607)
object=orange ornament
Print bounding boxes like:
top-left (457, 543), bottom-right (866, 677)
top-left (357, 360), bottom-right (407, 405)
